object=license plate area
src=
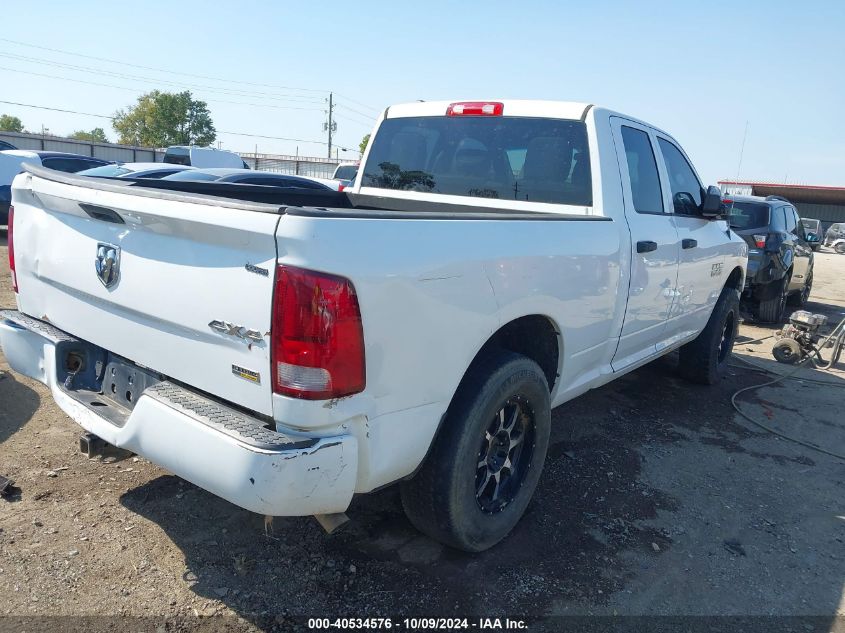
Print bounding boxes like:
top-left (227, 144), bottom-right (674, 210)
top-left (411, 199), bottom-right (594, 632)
top-left (56, 340), bottom-right (162, 427)
top-left (101, 358), bottom-right (161, 410)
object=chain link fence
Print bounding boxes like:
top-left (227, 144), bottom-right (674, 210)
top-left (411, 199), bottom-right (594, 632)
top-left (240, 153), bottom-right (354, 179)
top-left (0, 131), bottom-right (162, 162)
top-left (0, 132), bottom-right (358, 178)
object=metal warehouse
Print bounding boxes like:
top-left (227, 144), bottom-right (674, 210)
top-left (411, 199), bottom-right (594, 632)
top-left (719, 180), bottom-right (845, 231)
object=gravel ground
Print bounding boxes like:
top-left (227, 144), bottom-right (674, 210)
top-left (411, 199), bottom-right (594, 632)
top-left (1, 231), bottom-right (843, 629)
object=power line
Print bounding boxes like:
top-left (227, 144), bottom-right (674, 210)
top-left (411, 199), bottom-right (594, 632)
top-left (0, 99), bottom-right (111, 119)
top-left (333, 113), bottom-right (374, 130)
top-left (334, 108), bottom-right (376, 124)
top-left (335, 102), bottom-right (377, 120)
top-left (0, 50), bottom-right (325, 104)
top-left (0, 37), bottom-right (329, 95)
top-left (0, 99), bottom-right (360, 150)
top-left (0, 65), bottom-right (325, 112)
top-left (333, 92), bottom-right (380, 114)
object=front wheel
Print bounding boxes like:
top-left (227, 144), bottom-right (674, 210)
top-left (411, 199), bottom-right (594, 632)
top-left (789, 269), bottom-right (812, 307)
top-left (678, 286), bottom-right (739, 385)
top-left (835, 242), bottom-right (845, 254)
top-left (400, 351), bottom-right (551, 552)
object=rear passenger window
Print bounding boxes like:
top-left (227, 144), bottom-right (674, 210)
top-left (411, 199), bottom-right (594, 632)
top-left (783, 207), bottom-right (796, 232)
top-left (656, 138), bottom-right (703, 215)
top-left (620, 126), bottom-right (663, 214)
top-left (362, 116), bottom-right (592, 206)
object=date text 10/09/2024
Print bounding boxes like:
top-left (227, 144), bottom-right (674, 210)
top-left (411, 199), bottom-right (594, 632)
top-left (307, 618), bottom-right (529, 630)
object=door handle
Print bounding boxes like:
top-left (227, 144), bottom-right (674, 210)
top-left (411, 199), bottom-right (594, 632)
top-left (682, 238), bottom-right (698, 249)
top-left (636, 240), bottom-right (658, 253)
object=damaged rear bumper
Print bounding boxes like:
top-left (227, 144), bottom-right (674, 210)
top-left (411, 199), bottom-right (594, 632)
top-left (0, 310), bottom-right (357, 516)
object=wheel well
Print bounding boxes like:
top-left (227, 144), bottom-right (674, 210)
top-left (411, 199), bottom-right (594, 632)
top-left (471, 315), bottom-right (560, 391)
top-left (725, 266), bottom-right (743, 292)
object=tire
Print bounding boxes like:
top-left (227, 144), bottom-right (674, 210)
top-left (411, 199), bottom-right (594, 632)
top-left (677, 286), bottom-right (739, 385)
top-left (836, 242), bottom-right (845, 254)
top-left (400, 350), bottom-right (551, 552)
top-left (755, 272), bottom-right (791, 323)
top-left (788, 268), bottom-right (812, 307)
top-left (772, 338), bottom-right (802, 364)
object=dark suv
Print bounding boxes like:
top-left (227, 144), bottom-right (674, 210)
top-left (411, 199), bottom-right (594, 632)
top-left (726, 195), bottom-right (814, 322)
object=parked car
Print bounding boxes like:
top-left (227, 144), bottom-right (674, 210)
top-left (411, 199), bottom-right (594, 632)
top-left (825, 222), bottom-right (845, 246)
top-left (0, 150), bottom-right (110, 226)
top-left (77, 162), bottom-right (195, 179)
top-left (332, 162), bottom-right (358, 181)
top-left (162, 168), bottom-right (342, 190)
top-left (726, 195), bottom-right (814, 322)
top-left (800, 218), bottom-right (822, 250)
top-left (1, 100), bottom-right (747, 551)
top-left (162, 146), bottom-right (248, 169)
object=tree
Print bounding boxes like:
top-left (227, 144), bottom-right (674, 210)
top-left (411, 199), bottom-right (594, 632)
top-left (69, 127), bottom-right (109, 143)
top-left (0, 114), bottom-right (24, 133)
top-left (359, 133), bottom-right (370, 156)
top-left (112, 90), bottom-right (215, 147)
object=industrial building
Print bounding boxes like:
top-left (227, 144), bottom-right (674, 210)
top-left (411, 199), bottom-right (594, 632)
top-left (719, 180), bottom-right (845, 231)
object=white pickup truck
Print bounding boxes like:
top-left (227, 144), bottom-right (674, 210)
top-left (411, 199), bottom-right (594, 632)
top-left (1, 100), bottom-right (746, 551)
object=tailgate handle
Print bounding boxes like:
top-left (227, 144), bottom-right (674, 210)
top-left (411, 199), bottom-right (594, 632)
top-left (79, 203), bottom-right (124, 224)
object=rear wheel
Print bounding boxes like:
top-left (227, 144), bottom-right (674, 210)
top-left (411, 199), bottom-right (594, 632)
top-left (678, 286), bottom-right (739, 385)
top-left (835, 242), bottom-right (845, 254)
top-left (400, 351), bottom-right (551, 552)
top-left (755, 272), bottom-right (791, 323)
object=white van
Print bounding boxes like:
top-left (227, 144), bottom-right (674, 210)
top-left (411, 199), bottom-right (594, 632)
top-left (331, 162), bottom-right (358, 181)
top-left (163, 146), bottom-right (248, 169)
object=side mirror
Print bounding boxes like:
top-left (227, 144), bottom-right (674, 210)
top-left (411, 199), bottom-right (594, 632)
top-left (701, 185), bottom-right (724, 218)
top-left (672, 192), bottom-right (698, 214)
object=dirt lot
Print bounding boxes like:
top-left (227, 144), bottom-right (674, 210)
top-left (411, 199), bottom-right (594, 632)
top-left (1, 231), bottom-right (844, 628)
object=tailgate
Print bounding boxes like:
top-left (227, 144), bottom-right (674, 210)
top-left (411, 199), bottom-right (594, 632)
top-left (10, 166), bottom-right (281, 416)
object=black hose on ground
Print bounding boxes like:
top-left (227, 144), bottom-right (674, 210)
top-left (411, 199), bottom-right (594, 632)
top-left (729, 316), bottom-right (845, 462)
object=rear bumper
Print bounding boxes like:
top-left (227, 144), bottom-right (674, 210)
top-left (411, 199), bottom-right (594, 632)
top-left (0, 310), bottom-right (358, 516)
top-left (742, 252), bottom-right (781, 294)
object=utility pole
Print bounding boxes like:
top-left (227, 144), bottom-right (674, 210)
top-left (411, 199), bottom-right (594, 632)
top-left (324, 92), bottom-right (336, 159)
top-left (735, 121), bottom-right (749, 184)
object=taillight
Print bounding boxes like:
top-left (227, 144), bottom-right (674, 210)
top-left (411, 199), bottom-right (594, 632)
top-left (753, 234), bottom-right (767, 249)
top-left (271, 265), bottom-right (365, 400)
top-left (446, 102), bottom-right (504, 116)
top-left (7, 205), bottom-right (16, 293)
top-left (338, 183), bottom-right (346, 192)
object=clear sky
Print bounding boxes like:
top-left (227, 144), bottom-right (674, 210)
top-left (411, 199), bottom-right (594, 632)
top-left (1, 1), bottom-right (843, 185)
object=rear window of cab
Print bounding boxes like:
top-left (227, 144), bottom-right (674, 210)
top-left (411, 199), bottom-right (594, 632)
top-left (362, 116), bottom-right (592, 206)
top-left (726, 202), bottom-right (771, 229)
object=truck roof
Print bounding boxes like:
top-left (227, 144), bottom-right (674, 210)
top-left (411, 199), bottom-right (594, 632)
top-left (385, 100), bottom-right (593, 121)
top-left (382, 100), bottom-right (677, 141)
